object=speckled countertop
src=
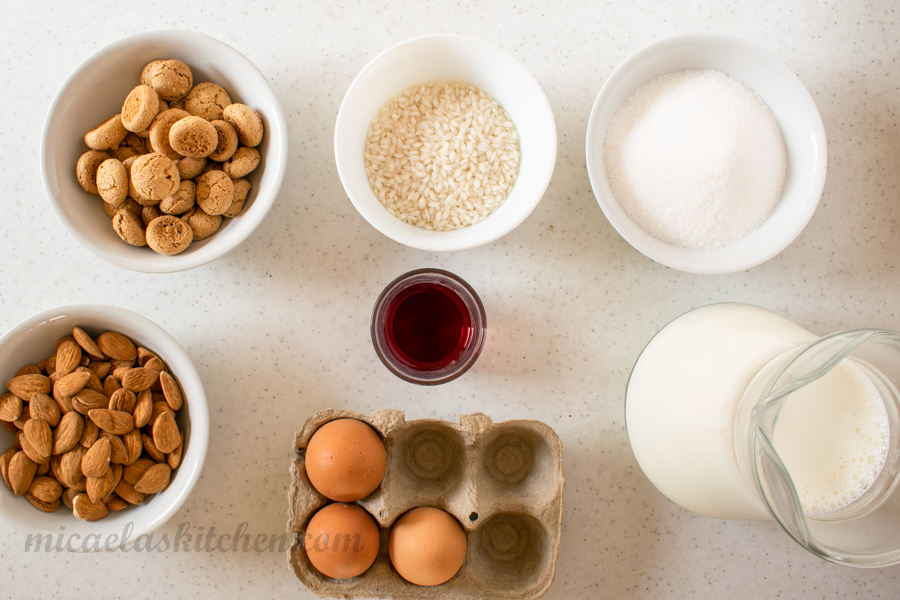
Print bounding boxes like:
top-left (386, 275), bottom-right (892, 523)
top-left (1, 0), bottom-right (898, 597)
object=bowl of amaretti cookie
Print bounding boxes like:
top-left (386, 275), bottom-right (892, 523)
top-left (40, 30), bottom-right (288, 273)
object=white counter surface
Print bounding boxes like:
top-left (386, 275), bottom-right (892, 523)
top-left (1, 1), bottom-right (898, 597)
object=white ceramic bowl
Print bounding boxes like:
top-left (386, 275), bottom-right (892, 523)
top-left (585, 33), bottom-right (827, 274)
top-left (41, 30), bottom-right (288, 273)
top-left (335, 34), bottom-right (557, 251)
top-left (0, 304), bottom-right (208, 551)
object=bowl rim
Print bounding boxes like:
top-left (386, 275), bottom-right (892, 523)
top-left (39, 29), bottom-right (288, 274)
top-left (585, 32), bottom-right (828, 274)
top-left (0, 303), bottom-right (209, 550)
top-left (334, 33), bottom-right (558, 252)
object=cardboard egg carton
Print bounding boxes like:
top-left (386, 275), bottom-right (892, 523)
top-left (287, 409), bottom-right (565, 600)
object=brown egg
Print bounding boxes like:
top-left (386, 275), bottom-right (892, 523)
top-left (304, 503), bottom-right (380, 579)
top-left (305, 419), bottom-right (386, 501)
top-left (389, 507), bottom-right (466, 586)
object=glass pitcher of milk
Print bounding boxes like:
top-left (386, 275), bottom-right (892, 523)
top-left (625, 303), bottom-right (900, 567)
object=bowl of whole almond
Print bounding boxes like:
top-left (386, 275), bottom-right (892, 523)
top-left (41, 30), bottom-right (288, 273)
top-left (0, 304), bottom-right (208, 551)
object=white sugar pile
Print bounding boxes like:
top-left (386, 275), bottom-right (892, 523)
top-left (603, 69), bottom-right (787, 249)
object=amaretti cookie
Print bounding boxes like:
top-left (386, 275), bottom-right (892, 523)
top-left (130, 153), bottom-right (180, 201)
top-left (121, 85), bottom-right (160, 132)
top-left (222, 178), bottom-right (251, 218)
top-left (184, 82), bottom-right (231, 121)
top-left (84, 115), bottom-right (129, 150)
top-left (223, 104), bottom-right (263, 147)
top-left (112, 210), bottom-right (148, 246)
top-left (169, 116), bottom-right (218, 158)
top-left (141, 205), bottom-right (163, 227)
top-left (141, 59), bottom-right (193, 102)
top-left (221, 147), bottom-right (260, 178)
top-left (76, 150), bottom-right (112, 194)
top-left (146, 215), bottom-right (193, 255)
top-left (148, 109), bottom-right (191, 160)
top-left (208, 120), bottom-right (238, 161)
top-left (104, 197), bottom-right (141, 219)
top-left (160, 181), bottom-right (196, 215)
top-left (175, 156), bottom-right (207, 180)
top-left (96, 159), bottom-right (128, 204)
top-left (196, 170), bottom-right (234, 216)
top-left (115, 132), bottom-right (149, 161)
top-left (181, 207), bottom-right (222, 240)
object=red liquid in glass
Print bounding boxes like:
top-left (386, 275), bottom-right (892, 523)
top-left (384, 282), bottom-right (473, 370)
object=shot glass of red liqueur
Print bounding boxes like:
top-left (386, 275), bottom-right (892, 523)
top-left (371, 269), bottom-right (486, 385)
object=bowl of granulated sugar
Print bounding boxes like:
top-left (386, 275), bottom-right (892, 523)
top-left (586, 33), bottom-right (826, 274)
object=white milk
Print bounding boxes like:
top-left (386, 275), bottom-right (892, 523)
top-left (626, 303), bottom-right (816, 520)
top-left (626, 303), bottom-right (892, 520)
top-left (774, 360), bottom-right (889, 515)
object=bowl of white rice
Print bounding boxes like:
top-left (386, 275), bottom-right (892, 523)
top-left (335, 34), bottom-right (557, 251)
top-left (585, 33), bottom-right (827, 274)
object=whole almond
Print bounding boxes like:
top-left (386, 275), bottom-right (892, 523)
top-left (106, 495), bottom-right (128, 511)
top-left (28, 476), bottom-right (63, 502)
top-left (137, 347), bottom-right (159, 367)
top-left (20, 431), bottom-right (49, 465)
top-left (1, 447), bottom-right (16, 490)
top-left (12, 404), bottom-right (31, 429)
top-left (49, 454), bottom-right (63, 480)
top-left (60, 446), bottom-right (87, 488)
top-left (55, 340), bottom-right (82, 378)
top-left (159, 372), bottom-right (183, 411)
top-left (2, 419), bottom-right (17, 433)
top-left (6, 374), bottom-right (50, 401)
top-left (53, 412), bottom-right (84, 455)
top-left (122, 368), bottom-right (159, 393)
top-left (152, 412), bottom-right (180, 454)
top-left (80, 418), bottom-right (100, 448)
top-left (134, 463), bottom-right (170, 494)
top-left (16, 365), bottom-right (42, 377)
top-left (55, 371), bottom-right (91, 397)
top-left (103, 375), bottom-right (122, 397)
top-left (88, 409), bottom-right (133, 435)
top-left (110, 358), bottom-right (137, 370)
top-left (56, 335), bottom-right (75, 349)
top-left (111, 366), bottom-right (131, 382)
top-left (39, 355), bottom-right (56, 375)
top-left (102, 432), bottom-right (128, 464)
top-left (25, 492), bottom-right (60, 512)
top-left (167, 432), bottom-right (183, 470)
top-left (61, 487), bottom-right (78, 509)
top-left (8, 451), bottom-right (37, 495)
top-left (144, 357), bottom-right (166, 373)
top-left (88, 361), bottom-right (112, 379)
top-left (109, 388), bottom-right (137, 413)
top-left (0, 392), bottom-right (22, 422)
top-left (53, 385), bottom-right (74, 415)
top-left (123, 428), bottom-right (142, 465)
top-left (29, 393), bottom-right (61, 427)
top-left (134, 390), bottom-right (153, 428)
top-left (141, 434), bottom-right (166, 462)
top-left (79, 369), bottom-right (105, 394)
top-left (23, 419), bottom-right (52, 462)
top-left (150, 400), bottom-right (174, 425)
top-left (36, 460), bottom-right (50, 476)
top-left (87, 463), bottom-right (121, 503)
top-left (72, 493), bottom-right (109, 521)
top-left (124, 457), bottom-right (156, 484)
top-left (114, 478), bottom-right (144, 505)
top-left (73, 327), bottom-right (106, 360)
top-left (82, 438), bottom-right (111, 478)
top-left (96, 332), bottom-right (137, 361)
top-left (72, 389), bottom-right (109, 414)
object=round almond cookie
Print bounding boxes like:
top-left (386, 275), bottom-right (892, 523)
top-left (146, 215), bottom-right (193, 255)
top-left (169, 116), bottom-right (218, 158)
top-left (141, 205), bottom-right (163, 227)
top-left (148, 109), bottom-right (191, 160)
top-left (84, 115), bottom-right (128, 150)
top-left (121, 85), bottom-right (161, 133)
top-left (223, 178), bottom-right (251, 218)
top-left (202, 160), bottom-right (223, 175)
top-left (96, 159), bottom-right (128, 204)
top-left (223, 104), bottom-right (263, 147)
top-left (175, 156), bottom-right (207, 180)
top-left (76, 150), bottom-right (112, 194)
top-left (112, 210), bottom-right (147, 246)
top-left (115, 132), bottom-right (149, 162)
top-left (222, 147), bottom-right (260, 179)
top-left (184, 82), bottom-right (231, 121)
top-left (160, 181), bottom-right (196, 215)
top-left (196, 170), bottom-right (234, 216)
top-left (169, 98), bottom-right (186, 111)
top-left (105, 197), bottom-right (142, 219)
top-left (135, 128), bottom-right (151, 139)
top-left (181, 207), bottom-right (222, 240)
top-left (141, 59), bottom-right (193, 102)
top-left (130, 153), bottom-right (180, 201)
top-left (208, 120), bottom-right (238, 161)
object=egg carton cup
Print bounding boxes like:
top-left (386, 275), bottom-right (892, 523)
top-left (287, 409), bottom-right (565, 600)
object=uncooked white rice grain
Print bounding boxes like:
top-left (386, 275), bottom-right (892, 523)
top-left (364, 81), bottom-right (520, 231)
